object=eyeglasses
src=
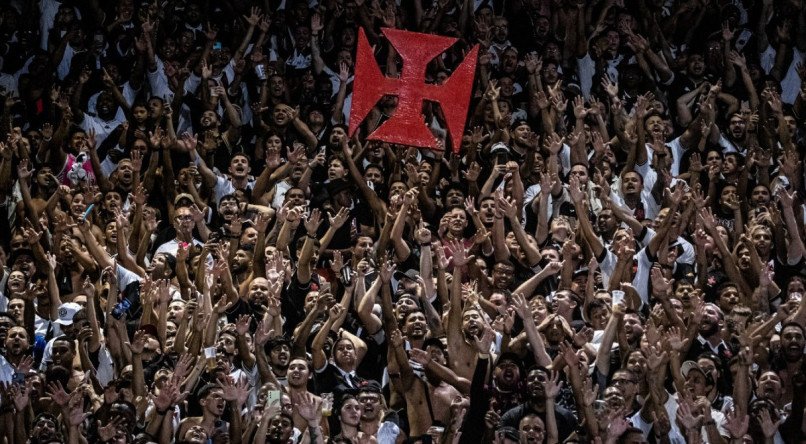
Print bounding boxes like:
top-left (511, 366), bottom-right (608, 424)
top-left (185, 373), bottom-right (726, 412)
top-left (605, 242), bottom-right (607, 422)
top-left (175, 215), bottom-right (193, 221)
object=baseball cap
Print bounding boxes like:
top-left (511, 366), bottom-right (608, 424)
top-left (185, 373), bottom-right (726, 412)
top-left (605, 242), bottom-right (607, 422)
top-left (681, 360), bottom-right (715, 386)
top-left (174, 193), bottom-right (194, 206)
top-left (54, 302), bottom-right (83, 326)
top-left (394, 269), bottom-right (419, 281)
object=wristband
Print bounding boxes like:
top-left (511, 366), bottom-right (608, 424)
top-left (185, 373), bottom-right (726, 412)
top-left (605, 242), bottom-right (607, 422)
top-left (420, 243), bottom-right (431, 247)
top-left (704, 420), bottom-right (715, 426)
top-left (156, 407), bottom-right (169, 415)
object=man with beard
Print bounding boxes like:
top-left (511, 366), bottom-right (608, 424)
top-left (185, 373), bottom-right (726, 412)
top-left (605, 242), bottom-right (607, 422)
top-left (498, 367), bottom-right (576, 439)
top-left (0, 325), bottom-right (31, 383)
top-left (771, 322), bottom-right (805, 406)
top-left (486, 17), bottom-right (512, 69)
top-left (28, 413), bottom-right (63, 444)
top-left (401, 310), bottom-right (428, 350)
top-left (213, 193), bottom-right (243, 232)
top-left (259, 412), bottom-right (295, 444)
top-left (339, 139), bottom-right (386, 226)
top-left (718, 113), bottom-right (749, 154)
top-left (220, 323), bottom-right (256, 392)
top-left (226, 277), bottom-right (281, 338)
top-left (264, 337), bottom-right (291, 387)
top-left (155, 205), bottom-right (206, 256)
top-left (443, 241), bottom-right (487, 381)
top-left (70, 72), bottom-right (128, 147)
top-left (356, 380), bottom-right (401, 441)
top-left (129, 325), bottom-right (173, 390)
top-left (504, 121), bottom-right (538, 167)
top-left (685, 303), bottom-right (733, 378)
top-left (176, 384), bottom-right (236, 441)
top-left (489, 353), bottom-right (525, 415)
top-left (231, 248), bottom-right (253, 285)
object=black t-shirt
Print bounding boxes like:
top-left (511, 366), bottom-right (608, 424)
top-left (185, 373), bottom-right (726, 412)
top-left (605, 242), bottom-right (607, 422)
top-left (499, 401), bottom-right (578, 441)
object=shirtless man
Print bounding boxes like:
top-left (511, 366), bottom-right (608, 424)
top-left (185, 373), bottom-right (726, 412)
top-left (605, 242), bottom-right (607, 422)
top-left (445, 240), bottom-right (483, 381)
top-left (286, 357), bottom-right (322, 431)
top-left (176, 383), bottom-right (243, 443)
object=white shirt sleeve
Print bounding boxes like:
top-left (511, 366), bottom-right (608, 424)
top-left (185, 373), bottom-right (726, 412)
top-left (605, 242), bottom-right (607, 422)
top-left (576, 54), bottom-right (596, 99)
top-left (214, 175), bottom-right (237, 205)
top-left (148, 57), bottom-right (174, 102)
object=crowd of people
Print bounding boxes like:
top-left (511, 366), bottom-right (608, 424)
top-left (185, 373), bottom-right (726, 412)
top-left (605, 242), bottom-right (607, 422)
top-left (0, 0), bottom-right (804, 443)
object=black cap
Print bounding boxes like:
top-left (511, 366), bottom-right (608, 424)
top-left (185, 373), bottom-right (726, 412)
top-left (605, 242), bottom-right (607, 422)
top-left (326, 179), bottom-right (352, 197)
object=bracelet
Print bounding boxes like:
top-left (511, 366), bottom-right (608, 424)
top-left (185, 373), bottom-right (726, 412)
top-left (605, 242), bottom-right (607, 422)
top-left (307, 233), bottom-right (317, 239)
top-left (156, 407), bottom-right (169, 415)
top-left (420, 243), bottom-right (431, 247)
top-left (704, 420), bottom-right (715, 426)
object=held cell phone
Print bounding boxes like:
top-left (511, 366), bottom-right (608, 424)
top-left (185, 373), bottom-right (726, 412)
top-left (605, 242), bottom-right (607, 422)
top-left (213, 41), bottom-right (223, 50)
top-left (267, 390), bottom-right (282, 408)
top-left (735, 29), bottom-right (752, 52)
top-left (255, 64), bottom-right (267, 80)
top-left (83, 204), bottom-right (95, 221)
top-left (496, 152), bottom-right (507, 165)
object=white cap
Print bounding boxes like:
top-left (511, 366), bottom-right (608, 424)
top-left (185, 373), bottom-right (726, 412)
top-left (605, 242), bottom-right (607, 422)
top-left (54, 302), bottom-right (83, 326)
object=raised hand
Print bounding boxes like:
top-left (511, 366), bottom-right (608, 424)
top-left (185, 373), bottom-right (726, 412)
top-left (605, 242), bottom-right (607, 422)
top-left (295, 392), bottom-right (323, 424)
top-left (472, 325), bottom-right (495, 354)
top-left (328, 207), bottom-right (350, 229)
top-left (409, 348), bottom-right (432, 366)
top-left (235, 314), bottom-right (251, 336)
top-left (46, 381), bottom-right (70, 407)
top-left (304, 208), bottom-right (323, 237)
top-left (675, 397), bottom-right (703, 431)
top-left (243, 6), bottom-right (262, 27)
top-left (446, 239), bottom-right (474, 267)
top-left (724, 408), bottom-right (749, 439)
top-left (543, 370), bottom-right (562, 399)
top-left (510, 292), bottom-right (531, 320)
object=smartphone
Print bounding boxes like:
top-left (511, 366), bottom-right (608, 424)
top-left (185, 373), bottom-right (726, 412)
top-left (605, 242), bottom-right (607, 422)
top-left (12, 372), bottom-right (25, 385)
top-left (255, 64), bottom-right (267, 80)
top-left (496, 152), bottom-right (507, 165)
top-left (83, 203), bottom-right (95, 221)
top-left (735, 29), bottom-right (752, 52)
top-left (213, 41), bottom-right (223, 50)
top-left (267, 390), bottom-right (281, 408)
